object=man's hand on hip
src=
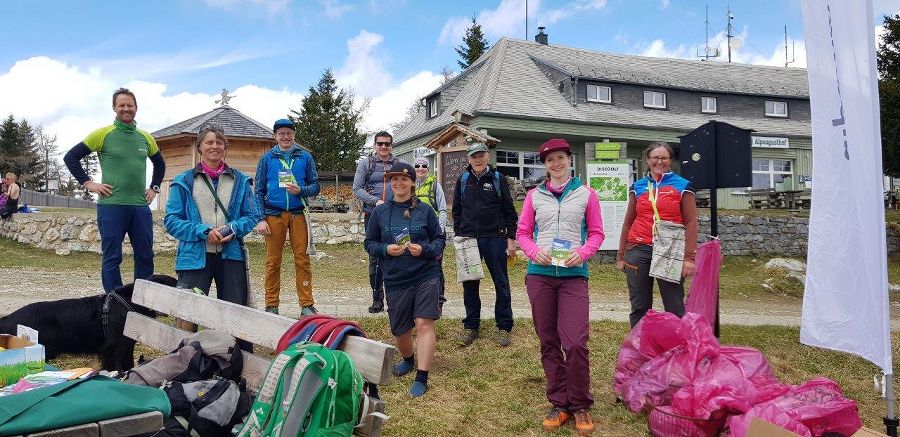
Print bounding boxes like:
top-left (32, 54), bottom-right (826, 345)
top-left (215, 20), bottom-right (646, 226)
top-left (84, 180), bottom-right (113, 197)
top-left (144, 189), bottom-right (156, 204)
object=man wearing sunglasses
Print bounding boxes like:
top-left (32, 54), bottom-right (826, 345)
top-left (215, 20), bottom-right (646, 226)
top-left (353, 131), bottom-right (401, 313)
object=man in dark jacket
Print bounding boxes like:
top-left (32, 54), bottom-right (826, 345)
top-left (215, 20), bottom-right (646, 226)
top-left (452, 142), bottom-right (518, 347)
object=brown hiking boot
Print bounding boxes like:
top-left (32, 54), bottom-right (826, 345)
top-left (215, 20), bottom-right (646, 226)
top-left (542, 408), bottom-right (570, 432)
top-left (573, 409), bottom-right (595, 436)
top-left (456, 328), bottom-right (479, 346)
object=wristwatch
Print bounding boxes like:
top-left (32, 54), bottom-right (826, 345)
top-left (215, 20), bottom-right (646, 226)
top-left (150, 185), bottom-right (160, 193)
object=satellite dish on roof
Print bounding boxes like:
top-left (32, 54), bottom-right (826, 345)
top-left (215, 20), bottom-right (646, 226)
top-left (729, 38), bottom-right (743, 50)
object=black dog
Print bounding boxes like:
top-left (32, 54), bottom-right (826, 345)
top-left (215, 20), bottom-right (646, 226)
top-left (0, 274), bottom-right (178, 372)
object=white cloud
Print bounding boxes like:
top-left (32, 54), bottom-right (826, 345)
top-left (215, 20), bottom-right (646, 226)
top-left (542, 0), bottom-right (607, 25)
top-left (0, 56), bottom-right (304, 149)
top-left (638, 30), bottom-right (808, 69)
top-left (319, 0), bottom-right (353, 19)
top-left (364, 71), bottom-right (443, 132)
top-left (200, 0), bottom-right (290, 15)
top-left (335, 30), bottom-right (393, 98)
top-left (660, 0), bottom-right (670, 9)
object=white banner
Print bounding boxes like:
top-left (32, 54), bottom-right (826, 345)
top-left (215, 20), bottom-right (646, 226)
top-left (800, 0), bottom-right (892, 372)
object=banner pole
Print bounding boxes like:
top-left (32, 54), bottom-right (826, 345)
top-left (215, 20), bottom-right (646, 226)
top-left (887, 373), bottom-right (899, 436)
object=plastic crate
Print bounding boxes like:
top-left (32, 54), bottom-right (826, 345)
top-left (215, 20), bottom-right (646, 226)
top-left (648, 406), bottom-right (725, 437)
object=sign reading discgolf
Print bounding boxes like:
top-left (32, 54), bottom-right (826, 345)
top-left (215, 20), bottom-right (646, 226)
top-left (586, 162), bottom-right (631, 251)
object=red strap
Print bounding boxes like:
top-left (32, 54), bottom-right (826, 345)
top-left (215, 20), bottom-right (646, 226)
top-left (276, 314), bottom-right (334, 352)
top-left (309, 319), bottom-right (361, 345)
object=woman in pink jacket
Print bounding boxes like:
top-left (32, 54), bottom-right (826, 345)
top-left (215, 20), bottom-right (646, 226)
top-left (515, 139), bottom-right (604, 436)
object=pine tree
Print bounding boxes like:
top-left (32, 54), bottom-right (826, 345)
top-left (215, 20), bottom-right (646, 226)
top-left (290, 69), bottom-right (368, 172)
top-left (455, 17), bottom-right (490, 69)
top-left (879, 13), bottom-right (900, 177)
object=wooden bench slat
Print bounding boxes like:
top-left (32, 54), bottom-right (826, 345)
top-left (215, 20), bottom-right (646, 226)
top-left (132, 279), bottom-right (396, 385)
top-left (124, 313), bottom-right (269, 392)
top-left (98, 411), bottom-right (163, 436)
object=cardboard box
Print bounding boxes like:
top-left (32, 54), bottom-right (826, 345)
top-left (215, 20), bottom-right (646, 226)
top-left (747, 418), bottom-right (888, 437)
top-left (0, 326), bottom-right (45, 387)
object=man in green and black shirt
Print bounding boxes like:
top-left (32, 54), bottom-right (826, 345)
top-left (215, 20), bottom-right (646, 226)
top-left (64, 88), bottom-right (166, 292)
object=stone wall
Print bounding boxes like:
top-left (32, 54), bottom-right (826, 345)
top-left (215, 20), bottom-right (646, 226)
top-left (1, 211), bottom-right (898, 257)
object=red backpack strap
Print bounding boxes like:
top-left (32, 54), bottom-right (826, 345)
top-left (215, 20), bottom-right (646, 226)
top-left (276, 314), bottom-right (334, 353)
top-left (309, 319), bottom-right (364, 347)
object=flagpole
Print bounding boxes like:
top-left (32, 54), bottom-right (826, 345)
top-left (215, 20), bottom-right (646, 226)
top-left (887, 374), bottom-right (898, 436)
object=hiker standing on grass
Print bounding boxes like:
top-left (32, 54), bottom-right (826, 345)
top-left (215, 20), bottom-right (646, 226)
top-left (0, 173), bottom-right (19, 219)
top-left (353, 131), bottom-right (400, 314)
top-left (63, 88), bottom-right (166, 293)
top-left (616, 141), bottom-right (697, 327)
top-left (164, 125), bottom-right (258, 352)
top-left (253, 119), bottom-right (320, 316)
top-left (363, 162), bottom-right (445, 398)
top-left (413, 156), bottom-right (447, 312)
top-left (516, 139), bottom-right (604, 436)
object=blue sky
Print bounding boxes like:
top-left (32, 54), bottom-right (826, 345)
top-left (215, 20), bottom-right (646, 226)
top-left (1, 0), bottom-right (898, 149)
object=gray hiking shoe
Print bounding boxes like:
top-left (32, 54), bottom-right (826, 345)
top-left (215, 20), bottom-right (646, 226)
top-left (264, 306), bottom-right (279, 315)
top-left (301, 305), bottom-right (318, 316)
top-left (456, 328), bottom-right (479, 347)
top-left (496, 329), bottom-right (511, 347)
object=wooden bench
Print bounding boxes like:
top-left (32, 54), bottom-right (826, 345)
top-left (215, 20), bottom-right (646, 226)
top-left (122, 279), bottom-right (396, 436)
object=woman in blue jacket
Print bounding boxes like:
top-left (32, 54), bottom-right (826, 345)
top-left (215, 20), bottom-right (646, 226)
top-left (364, 162), bottom-right (446, 398)
top-left (164, 125), bottom-right (259, 350)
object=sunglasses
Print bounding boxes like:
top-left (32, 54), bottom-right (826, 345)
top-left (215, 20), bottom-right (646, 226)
top-left (414, 164), bottom-right (428, 169)
top-left (375, 141), bottom-right (392, 147)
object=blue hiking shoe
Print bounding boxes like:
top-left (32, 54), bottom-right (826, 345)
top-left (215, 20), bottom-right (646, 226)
top-left (409, 381), bottom-right (428, 398)
top-left (393, 359), bottom-right (414, 377)
top-left (300, 305), bottom-right (318, 316)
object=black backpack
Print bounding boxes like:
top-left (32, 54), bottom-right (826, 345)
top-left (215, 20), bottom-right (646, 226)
top-left (123, 330), bottom-right (243, 387)
top-left (159, 378), bottom-right (252, 437)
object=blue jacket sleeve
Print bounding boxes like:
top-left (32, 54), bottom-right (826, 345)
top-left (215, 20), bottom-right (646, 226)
top-left (63, 143), bottom-right (92, 185)
top-left (253, 155), bottom-right (268, 217)
top-left (164, 183), bottom-right (210, 242)
top-left (299, 152), bottom-right (320, 198)
top-left (231, 178), bottom-right (260, 238)
top-left (421, 208), bottom-right (446, 259)
top-left (363, 209), bottom-right (387, 258)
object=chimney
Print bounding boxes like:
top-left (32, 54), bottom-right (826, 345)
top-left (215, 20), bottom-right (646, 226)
top-left (535, 27), bottom-right (548, 45)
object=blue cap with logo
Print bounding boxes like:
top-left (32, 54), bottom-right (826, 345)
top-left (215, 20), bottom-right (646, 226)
top-left (273, 118), bottom-right (295, 133)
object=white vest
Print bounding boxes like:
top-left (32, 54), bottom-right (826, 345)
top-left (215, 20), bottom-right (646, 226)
top-left (531, 185), bottom-right (591, 252)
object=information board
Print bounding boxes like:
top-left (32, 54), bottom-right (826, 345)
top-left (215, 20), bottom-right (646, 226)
top-left (441, 150), bottom-right (468, 206)
top-left (586, 161), bottom-right (632, 251)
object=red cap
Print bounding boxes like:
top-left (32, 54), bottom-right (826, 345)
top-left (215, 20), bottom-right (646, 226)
top-left (539, 139), bottom-right (572, 162)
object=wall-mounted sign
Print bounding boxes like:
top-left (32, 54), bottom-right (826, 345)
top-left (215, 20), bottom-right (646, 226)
top-left (751, 136), bottom-right (789, 148)
top-left (586, 161), bottom-right (631, 251)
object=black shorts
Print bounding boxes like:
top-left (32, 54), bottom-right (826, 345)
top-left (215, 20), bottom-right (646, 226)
top-left (386, 276), bottom-right (441, 336)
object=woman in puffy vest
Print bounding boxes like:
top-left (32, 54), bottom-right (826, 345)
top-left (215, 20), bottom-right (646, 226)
top-left (413, 156), bottom-right (448, 312)
top-left (515, 139), bottom-right (604, 436)
top-left (615, 142), bottom-right (698, 328)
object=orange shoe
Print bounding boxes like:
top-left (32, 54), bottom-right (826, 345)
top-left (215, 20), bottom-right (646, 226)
top-left (573, 409), bottom-right (595, 436)
top-left (542, 408), bottom-right (570, 432)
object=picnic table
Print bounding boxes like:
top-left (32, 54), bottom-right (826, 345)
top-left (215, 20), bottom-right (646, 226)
top-left (747, 188), bottom-right (810, 209)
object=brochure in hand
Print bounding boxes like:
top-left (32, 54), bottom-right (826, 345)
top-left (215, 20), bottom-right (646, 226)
top-left (277, 169), bottom-right (296, 188)
top-left (550, 238), bottom-right (572, 267)
top-left (394, 227), bottom-right (411, 248)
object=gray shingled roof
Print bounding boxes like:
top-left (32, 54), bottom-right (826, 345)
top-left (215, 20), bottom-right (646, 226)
top-left (395, 38), bottom-right (810, 144)
top-left (152, 106), bottom-right (273, 139)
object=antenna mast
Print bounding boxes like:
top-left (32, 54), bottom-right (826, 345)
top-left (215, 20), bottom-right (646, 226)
top-left (726, 6), bottom-right (734, 63)
top-left (697, 4), bottom-right (720, 61)
top-left (784, 25), bottom-right (796, 67)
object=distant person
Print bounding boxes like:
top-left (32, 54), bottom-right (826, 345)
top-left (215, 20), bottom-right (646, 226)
top-left (63, 88), bottom-right (166, 292)
top-left (253, 118), bottom-right (320, 316)
top-left (363, 162), bottom-right (445, 398)
top-left (616, 141), bottom-right (697, 327)
top-left (0, 172), bottom-right (20, 219)
top-left (452, 142), bottom-right (518, 347)
top-left (353, 131), bottom-right (400, 313)
top-left (413, 156), bottom-right (447, 311)
top-left (164, 125), bottom-right (258, 350)
top-left (516, 139), bottom-right (604, 436)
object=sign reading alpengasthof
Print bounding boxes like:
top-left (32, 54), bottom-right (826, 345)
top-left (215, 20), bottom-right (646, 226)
top-left (751, 136), bottom-right (790, 148)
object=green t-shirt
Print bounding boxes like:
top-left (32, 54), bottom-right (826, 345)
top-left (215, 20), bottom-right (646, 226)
top-left (83, 120), bottom-right (159, 205)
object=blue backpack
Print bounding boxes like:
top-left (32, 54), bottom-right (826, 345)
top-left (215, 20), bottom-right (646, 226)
top-left (460, 171), bottom-right (502, 201)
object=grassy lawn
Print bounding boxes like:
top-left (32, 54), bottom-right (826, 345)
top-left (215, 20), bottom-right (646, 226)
top-left (50, 318), bottom-right (900, 436)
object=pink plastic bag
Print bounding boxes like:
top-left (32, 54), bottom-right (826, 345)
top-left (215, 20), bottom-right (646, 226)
top-left (614, 310), bottom-right (685, 395)
top-left (725, 378), bottom-right (862, 437)
top-left (685, 239), bottom-right (722, 329)
top-left (671, 355), bottom-right (757, 419)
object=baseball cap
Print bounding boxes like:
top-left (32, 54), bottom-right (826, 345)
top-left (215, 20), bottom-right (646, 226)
top-left (467, 142), bottom-right (489, 156)
top-left (383, 162), bottom-right (416, 181)
top-left (539, 139), bottom-right (572, 162)
top-left (273, 118), bottom-right (295, 133)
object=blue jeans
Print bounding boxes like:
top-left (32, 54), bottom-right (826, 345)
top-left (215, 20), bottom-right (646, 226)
top-left (462, 236), bottom-right (514, 332)
top-left (97, 204), bottom-right (154, 292)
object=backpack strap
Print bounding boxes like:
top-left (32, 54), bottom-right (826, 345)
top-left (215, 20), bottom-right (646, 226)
top-left (276, 315), bottom-right (334, 353)
top-left (460, 170), bottom-right (502, 201)
top-left (309, 319), bottom-right (365, 349)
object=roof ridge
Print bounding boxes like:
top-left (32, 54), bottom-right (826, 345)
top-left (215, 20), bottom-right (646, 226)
top-left (474, 38), bottom-right (509, 112)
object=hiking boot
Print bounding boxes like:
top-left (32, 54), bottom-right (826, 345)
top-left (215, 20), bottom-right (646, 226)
top-left (573, 409), bottom-right (595, 436)
top-left (496, 329), bottom-right (511, 347)
top-left (409, 380), bottom-right (428, 398)
top-left (264, 306), bottom-right (279, 315)
top-left (301, 305), bottom-right (318, 316)
top-left (456, 328), bottom-right (479, 347)
top-left (542, 408), bottom-right (571, 432)
top-left (368, 300), bottom-right (384, 313)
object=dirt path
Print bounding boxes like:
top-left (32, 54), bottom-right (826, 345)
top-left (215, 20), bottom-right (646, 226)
top-left (6, 266), bottom-right (898, 330)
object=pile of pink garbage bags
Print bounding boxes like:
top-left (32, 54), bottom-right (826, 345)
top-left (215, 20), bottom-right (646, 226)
top-left (614, 310), bottom-right (863, 437)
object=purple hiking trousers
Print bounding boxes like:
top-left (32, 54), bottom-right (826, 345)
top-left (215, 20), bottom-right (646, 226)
top-left (526, 274), bottom-right (593, 411)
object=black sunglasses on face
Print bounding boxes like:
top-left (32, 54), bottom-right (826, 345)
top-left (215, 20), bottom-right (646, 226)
top-left (375, 141), bottom-right (392, 147)
top-left (414, 164), bottom-right (428, 168)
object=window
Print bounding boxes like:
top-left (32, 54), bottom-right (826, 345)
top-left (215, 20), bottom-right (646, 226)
top-left (765, 100), bottom-right (788, 118)
top-left (427, 98), bottom-right (439, 118)
top-left (586, 84), bottom-right (611, 103)
top-left (752, 158), bottom-right (793, 189)
top-left (701, 96), bottom-right (717, 114)
top-left (495, 149), bottom-right (576, 185)
top-left (643, 91), bottom-right (667, 109)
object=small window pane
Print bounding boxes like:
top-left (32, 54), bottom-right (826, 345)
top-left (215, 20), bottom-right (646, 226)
top-left (752, 174), bottom-right (771, 189)
top-left (765, 100), bottom-right (788, 117)
top-left (496, 166), bottom-right (519, 179)
top-left (773, 159), bottom-right (792, 172)
top-left (644, 91), bottom-right (666, 108)
top-left (523, 152), bottom-right (541, 165)
top-left (523, 167), bottom-right (543, 184)
top-left (752, 159), bottom-right (769, 171)
top-left (496, 150), bottom-right (519, 164)
top-left (701, 96), bottom-right (717, 113)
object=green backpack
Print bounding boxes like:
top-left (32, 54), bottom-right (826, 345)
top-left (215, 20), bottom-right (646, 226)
top-left (238, 342), bottom-right (364, 436)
